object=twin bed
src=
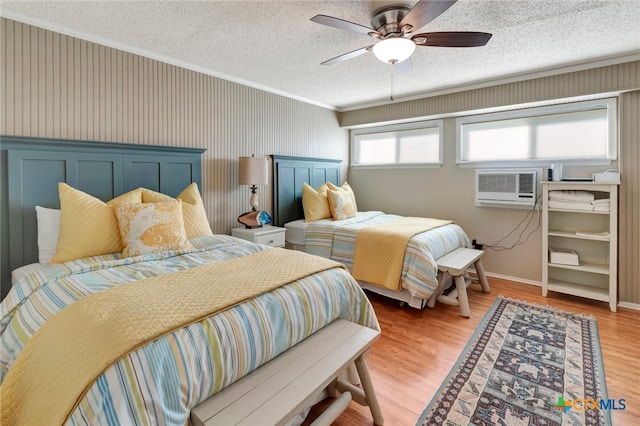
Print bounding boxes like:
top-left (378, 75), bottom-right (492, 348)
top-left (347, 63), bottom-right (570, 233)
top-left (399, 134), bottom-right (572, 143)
top-left (271, 155), bottom-right (472, 309)
top-left (0, 138), bottom-right (379, 425)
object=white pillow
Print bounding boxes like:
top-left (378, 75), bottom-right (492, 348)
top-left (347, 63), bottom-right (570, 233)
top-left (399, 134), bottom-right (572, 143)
top-left (36, 206), bottom-right (61, 265)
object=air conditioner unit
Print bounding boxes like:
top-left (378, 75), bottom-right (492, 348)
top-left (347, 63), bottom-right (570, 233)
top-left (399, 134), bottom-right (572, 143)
top-left (475, 169), bottom-right (538, 207)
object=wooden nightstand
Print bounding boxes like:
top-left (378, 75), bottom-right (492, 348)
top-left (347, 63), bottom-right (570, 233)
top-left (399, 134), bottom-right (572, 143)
top-left (231, 225), bottom-right (286, 248)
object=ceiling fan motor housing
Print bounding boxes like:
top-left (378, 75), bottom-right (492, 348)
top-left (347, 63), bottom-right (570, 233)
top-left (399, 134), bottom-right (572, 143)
top-left (371, 7), bottom-right (412, 39)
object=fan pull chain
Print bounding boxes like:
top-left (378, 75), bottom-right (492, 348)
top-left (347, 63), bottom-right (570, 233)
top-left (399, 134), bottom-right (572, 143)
top-left (389, 66), bottom-right (395, 102)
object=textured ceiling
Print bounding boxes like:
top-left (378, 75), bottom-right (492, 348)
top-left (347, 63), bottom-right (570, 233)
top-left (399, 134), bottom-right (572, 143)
top-left (2, 0), bottom-right (640, 110)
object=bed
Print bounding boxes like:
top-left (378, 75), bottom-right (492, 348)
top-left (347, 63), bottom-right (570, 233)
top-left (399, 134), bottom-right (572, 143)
top-left (272, 155), bottom-right (471, 309)
top-left (0, 138), bottom-right (380, 425)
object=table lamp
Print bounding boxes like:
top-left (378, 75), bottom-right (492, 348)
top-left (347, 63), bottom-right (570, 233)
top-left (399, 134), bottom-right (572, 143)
top-left (238, 155), bottom-right (268, 212)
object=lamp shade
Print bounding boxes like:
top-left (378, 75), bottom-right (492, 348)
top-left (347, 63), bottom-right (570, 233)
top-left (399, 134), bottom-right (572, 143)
top-left (238, 156), bottom-right (268, 185)
top-left (372, 38), bottom-right (416, 64)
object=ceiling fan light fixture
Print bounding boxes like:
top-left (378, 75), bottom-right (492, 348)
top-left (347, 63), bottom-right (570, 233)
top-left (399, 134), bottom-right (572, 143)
top-left (372, 37), bottom-right (416, 64)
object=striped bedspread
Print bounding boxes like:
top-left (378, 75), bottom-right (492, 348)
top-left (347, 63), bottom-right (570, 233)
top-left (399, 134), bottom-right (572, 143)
top-left (305, 211), bottom-right (470, 298)
top-left (0, 235), bottom-right (379, 426)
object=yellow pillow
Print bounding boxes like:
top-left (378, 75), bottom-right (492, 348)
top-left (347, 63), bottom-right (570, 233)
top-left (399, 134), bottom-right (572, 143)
top-left (114, 200), bottom-right (193, 257)
top-left (327, 189), bottom-right (356, 221)
top-left (141, 183), bottom-right (213, 239)
top-left (327, 181), bottom-right (358, 212)
top-left (302, 182), bottom-right (331, 222)
top-left (51, 184), bottom-right (143, 264)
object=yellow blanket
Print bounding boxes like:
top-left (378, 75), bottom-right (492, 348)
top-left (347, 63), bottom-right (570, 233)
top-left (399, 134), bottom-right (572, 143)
top-left (0, 248), bottom-right (344, 426)
top-left (352, 217), bottom-right (452, 290)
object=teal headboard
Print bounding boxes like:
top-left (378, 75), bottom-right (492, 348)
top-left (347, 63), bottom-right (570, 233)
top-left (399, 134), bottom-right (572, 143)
top-left (0, 135), bottom-right (205, 298)
top-left (271, 155), bottom-right (342, 227)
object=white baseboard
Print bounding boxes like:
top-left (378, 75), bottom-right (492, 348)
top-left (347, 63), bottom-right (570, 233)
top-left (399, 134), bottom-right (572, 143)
top-left (617, 302), bottom-right (640, 311)
top-left (481, 271), bottom-right (542, 287)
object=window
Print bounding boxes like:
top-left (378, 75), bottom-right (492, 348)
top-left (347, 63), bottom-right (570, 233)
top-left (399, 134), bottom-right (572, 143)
top-left (457, 98), bottom-right (617, 165)
top-left (351, 120), bottom-right (443, 167)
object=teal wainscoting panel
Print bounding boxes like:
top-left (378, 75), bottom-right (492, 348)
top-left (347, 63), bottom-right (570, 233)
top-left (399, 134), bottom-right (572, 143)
top-left (126, 160), bottom-right (161, 193)
top-left (76, 157), bottom-right (122, 201)
top-left (165, 159), bottom-right (198, 196)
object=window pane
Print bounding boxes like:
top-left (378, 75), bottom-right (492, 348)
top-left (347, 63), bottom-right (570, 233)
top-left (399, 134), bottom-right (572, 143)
top-left (463, 121), bottom-right (530, 161)
top-left (358, 136), bottom-right (396, 164)
top-left (535, 111), bottom-right (608, 159)
top-left (398, 133), bottom-right (440, 163)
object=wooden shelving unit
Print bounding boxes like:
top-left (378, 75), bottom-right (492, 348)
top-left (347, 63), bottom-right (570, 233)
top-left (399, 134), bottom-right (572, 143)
top-left (541, 182), bottom-right (618, 312)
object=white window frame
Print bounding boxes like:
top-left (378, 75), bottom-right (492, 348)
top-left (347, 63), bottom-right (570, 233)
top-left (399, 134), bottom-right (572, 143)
top-left (456, 98), bottom-right (617, 167)
top-left (350, 120), bottom-right (444, 168)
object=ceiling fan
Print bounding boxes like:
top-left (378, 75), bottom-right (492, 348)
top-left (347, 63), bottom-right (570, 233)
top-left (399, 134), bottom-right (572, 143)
top-left (310, 0), bottom-right (492, 74)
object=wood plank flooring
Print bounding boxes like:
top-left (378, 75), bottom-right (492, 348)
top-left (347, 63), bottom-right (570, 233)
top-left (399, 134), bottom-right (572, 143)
top-left (305, 277), bottom-right (640, 425)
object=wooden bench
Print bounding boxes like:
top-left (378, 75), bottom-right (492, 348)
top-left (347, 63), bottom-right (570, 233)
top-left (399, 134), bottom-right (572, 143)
top-left (191, 319), bottom-right (384, 426)
top-left (428, 248), bottom-right (491, 317)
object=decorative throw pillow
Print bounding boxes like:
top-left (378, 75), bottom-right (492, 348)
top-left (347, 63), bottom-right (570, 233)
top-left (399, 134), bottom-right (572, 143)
top-left (114, 200), bottom-right (192, 257)
top-left (327, 189), bottom-right (356, 221)
top-left (35, 206), bottom-right (61, 265)
top-left (302, 182), bottom-right (331, 222)
top-left (141, 183), bottom-right (212, 239)
top-left (327, 181), bottom-right (358, 212)
top-left (51, 184), bottom-right (143, 264)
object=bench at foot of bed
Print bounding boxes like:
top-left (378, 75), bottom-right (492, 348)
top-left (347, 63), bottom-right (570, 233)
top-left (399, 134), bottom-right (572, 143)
top-left (429, 248), bottom-right (491, 317)
top-left (191, 319), bottom-right (384, 426)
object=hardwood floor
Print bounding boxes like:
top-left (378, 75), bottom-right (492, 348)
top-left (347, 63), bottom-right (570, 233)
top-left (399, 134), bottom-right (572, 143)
top-left (306, 277), bottom-right (640, 425)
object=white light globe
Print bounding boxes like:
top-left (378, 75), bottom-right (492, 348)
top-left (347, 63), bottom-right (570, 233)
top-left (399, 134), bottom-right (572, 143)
top-left (372, 38), bottom-right (416, 64)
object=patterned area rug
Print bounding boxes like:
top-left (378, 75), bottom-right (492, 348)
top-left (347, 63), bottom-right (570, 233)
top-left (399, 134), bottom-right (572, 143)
top-left (417, 297), bottom-right (611, 426)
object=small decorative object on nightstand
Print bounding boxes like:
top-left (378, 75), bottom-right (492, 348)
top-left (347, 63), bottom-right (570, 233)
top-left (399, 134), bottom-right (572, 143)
top-left (237, 210), bottom-right (272, 229)
top-left (231, 225), bottom-right (286, 248)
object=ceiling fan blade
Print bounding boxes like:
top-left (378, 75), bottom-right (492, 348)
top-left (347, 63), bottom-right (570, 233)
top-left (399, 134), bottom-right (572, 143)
top-left (400, 0), bottom-right (457, 32)
top-left (311, 14), bottom-right (380, 37)
top-left (393, 57), bottom-right (413, 75)
top-left (321, 46), bottom-right (373, 65)
top-left (412, 31), bottom-right (492, 47)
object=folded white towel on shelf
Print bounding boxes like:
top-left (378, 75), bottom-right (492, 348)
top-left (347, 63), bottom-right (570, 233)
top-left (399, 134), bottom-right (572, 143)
top-left (591, 198), bottom-right (610, 205)
top-left (594, 204), bottom-right (611, 212)
top-left (548, 200), bottom-right (594, 211)
top-left (549, 190), bottom-right (595, 203)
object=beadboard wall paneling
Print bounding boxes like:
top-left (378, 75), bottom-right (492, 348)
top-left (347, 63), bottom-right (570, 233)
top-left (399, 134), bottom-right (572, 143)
top-left (619, 91), bottom-right (640, 305)
top-left (0, 18), bottom-right (348, 234)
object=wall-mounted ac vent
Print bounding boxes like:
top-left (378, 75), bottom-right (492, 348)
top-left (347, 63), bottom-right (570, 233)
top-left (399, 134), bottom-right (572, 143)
top-left (475, 169), bottom-right (538, 207)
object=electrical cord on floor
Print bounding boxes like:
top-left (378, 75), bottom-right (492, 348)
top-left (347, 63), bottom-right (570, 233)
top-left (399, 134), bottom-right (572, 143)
top-left (481, 194), bottom-right (542, 252)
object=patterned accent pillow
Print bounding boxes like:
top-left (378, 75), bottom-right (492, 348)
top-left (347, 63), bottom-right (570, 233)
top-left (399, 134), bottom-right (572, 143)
top-left (51, 184), bottom-right (143, 264)
top-left (302, 182), bottom-right (331, 222)
top-left (115, 200), bottom-right (193, 257)
top-left (327, 188), bottom-right (356, 221)
top-left (327, 181), bottom-right (358, 212)
top-left (141, 183), bottom-right (213, 239)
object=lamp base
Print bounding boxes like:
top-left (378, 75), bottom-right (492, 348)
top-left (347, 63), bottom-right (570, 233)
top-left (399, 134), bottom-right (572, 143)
top-left (249, 186), bottom-right (259, 211)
